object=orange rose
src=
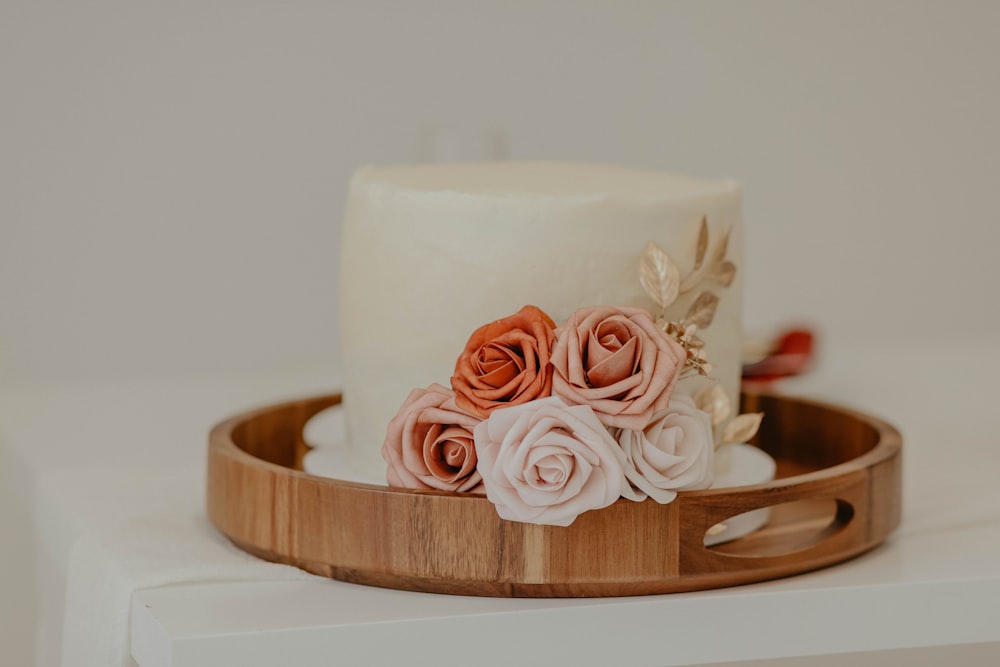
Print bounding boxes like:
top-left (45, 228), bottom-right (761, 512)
top-left (551, 306), bottom-right (686, 430)
top-left (451, 305), bottom-right (556, 418)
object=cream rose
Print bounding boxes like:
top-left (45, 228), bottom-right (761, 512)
top-left (613, 394), bottom-right (715, 503)
top-left (473, 397), bottom-right (639, 526)
top-left (382, 383), bottom-right (484, 493)
top-left (551, 306), bottom-right (687, 430)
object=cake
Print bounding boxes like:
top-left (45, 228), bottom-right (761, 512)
top-left (336, 162), bottom-right (769, 526)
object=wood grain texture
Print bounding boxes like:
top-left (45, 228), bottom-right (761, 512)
top-left (206, 390), bottom-right (902, 597)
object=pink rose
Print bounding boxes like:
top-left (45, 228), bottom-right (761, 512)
top-left (614, 394), bottom-right (715, 503)
top-left (473, 397), bottom-right (639, 527)
top-left (551, 306), bottom-right (687, 430)
top-left (382, 384), bottom-right (484, 493)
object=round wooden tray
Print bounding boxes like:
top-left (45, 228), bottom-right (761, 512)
top-left (207, 390), bottom-right (901, 597)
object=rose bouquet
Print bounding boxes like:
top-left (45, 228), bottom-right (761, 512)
top-left (382, 227), bottom-right (762, 526)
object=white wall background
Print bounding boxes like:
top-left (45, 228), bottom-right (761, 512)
top-left (2, 4), bottom-right (998, 665)
top-left (3, 0), bottom-right (999, 384)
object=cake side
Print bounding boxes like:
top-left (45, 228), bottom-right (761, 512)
top-left (339, 162), bottom-right (743, 478)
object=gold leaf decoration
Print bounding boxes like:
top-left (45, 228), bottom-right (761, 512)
top-left (693, 384), bottom-right (730, 428)
top-left (722, 412), bottom-right (764, 445)
top-left (679, 218), bottom-right (710, 295)
top-left (639, 241), bottom-right (680, 311)
top-left (708, 260), bottom-right (737, 287)
top-left (683, 292), bottom-right (719, 329)
top-left (691, 216), bottom-right (709, 273)
top-left (712, 226), bottom-right (732, 266)
top-left (663, 321), bottom-right (713, 378)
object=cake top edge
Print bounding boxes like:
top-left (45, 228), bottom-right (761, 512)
top-left (351, 162), bottom-right (742, 200)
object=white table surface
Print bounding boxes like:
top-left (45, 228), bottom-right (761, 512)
top-left (6, 339), bottom-right (1000, 666)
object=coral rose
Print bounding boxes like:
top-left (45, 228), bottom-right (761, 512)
top-left (452, 305), bottom-right (556, 418)
top-left (382, 383), bottom-right (484, 493)
top-left (613, 394), bottom-right (715, 504)
top-left (473, 397), bottom-right (639, 526)
top-left (551, 306), bottom-right (686, 430)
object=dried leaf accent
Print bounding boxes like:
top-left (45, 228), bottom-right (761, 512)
top-left (721, 412), bottom-right (764, 445)
top-left (636, 218), bottom-right (759, 445)
top-left (676, 220), bottom-right (739, 295)
top-left (691, 216), bottom-right (709, 273)
top-left (683, 292), bottom-right (719, 329)
top-left (708, 260), bottom-right (736, 287)
top-left (687, 333), bottom-right (706, 349)
top-left (712, 226), bottom-right (732, 266)
top-left (664, 321), bottom-right (713, 378)
top-left (639, 242), bottom-right (681, 311)
top-left (693, 384), bottom-right (731, 428)
top-left (639, 216), bottom-right (738, 383)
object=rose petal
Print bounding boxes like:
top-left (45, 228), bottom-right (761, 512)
top-left (479, 359), bottom-right (520, 388)
top-left (424, 426), bottom-right (477, 483)
top-left (382, 384), bottom-right (484, 493)
top-left (473, 397), bottom-right (628, 526)
top-left (552, 306), bottom-right (686, 430)
top-left (596, 319), bottom-right (631, 350)
top-left (452, 306), bottom-right (555, 417)
top-left (616, 395), bottom-right (714, 503)
top-left (586, 335), bottom-right (639, 389)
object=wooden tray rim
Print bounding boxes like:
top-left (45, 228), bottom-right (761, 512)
top-left (208, 391), bottom-right (901, 498)
top-left (207, 389), bottom-right (903, 597)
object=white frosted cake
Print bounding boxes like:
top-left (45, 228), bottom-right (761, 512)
top-left (339, 162), bottom-right (745, 480)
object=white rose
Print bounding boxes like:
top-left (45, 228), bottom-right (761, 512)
top-left (614, 394), bottom-right (715, 504)
top-left (473, 397), bottom-right (638, 527)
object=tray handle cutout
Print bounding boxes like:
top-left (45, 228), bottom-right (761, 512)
top-left (704, 498), bottom-right (855, 558)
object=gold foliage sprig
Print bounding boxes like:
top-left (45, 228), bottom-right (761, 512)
top-left (693, 384), bottom-right (764, 449)
top-left (639, 216), bottom-right (738, 379)
top-left (638, 242), bottom-right (680, 312)
top-left (663, 321), bottom-right (712, 380)
top-left (639, 216), bottom-right (736, 333)
top-left (684, 220), bottom-right (736, 291)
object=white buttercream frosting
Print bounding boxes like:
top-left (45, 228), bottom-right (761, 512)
top-left (339, 162), bottom-right (744, 478)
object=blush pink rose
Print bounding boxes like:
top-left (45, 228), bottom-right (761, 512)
top-left (550, 306), bottom-right (687, 430)
top-left (613, 394), bottom-right (715, 504)
top-left (382, 383), bottom-right (484, 493)
top-left (473, 397), bottom-right (639, 527)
